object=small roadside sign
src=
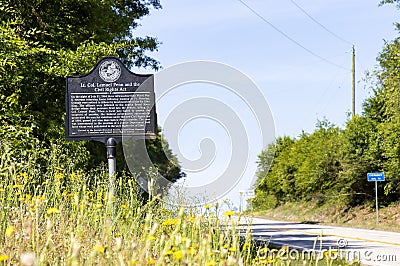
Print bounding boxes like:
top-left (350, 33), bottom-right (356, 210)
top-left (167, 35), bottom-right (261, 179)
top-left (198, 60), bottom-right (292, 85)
top-left (367, 172), bottom-right (385, 182)
top-left (367, 172), bottom-right (385, 225)
top-left (245, 189), bottom-right (255, 199)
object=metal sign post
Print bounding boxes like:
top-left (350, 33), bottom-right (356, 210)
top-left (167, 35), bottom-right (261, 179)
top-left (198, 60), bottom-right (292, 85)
top-left (239, 189), bottom-right (255, 212)
top-left (246, 189), bottom-right (255, 213)
top-left (374, 180), bottom-right (378, 225)
top-left (107, 138), bottom-right (117, 198)
top-left (367, 172), bottom-right (385, 225)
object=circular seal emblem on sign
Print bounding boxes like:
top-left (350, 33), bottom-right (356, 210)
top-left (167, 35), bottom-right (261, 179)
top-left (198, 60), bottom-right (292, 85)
top-left (99, 60), bottom-right (121, 82)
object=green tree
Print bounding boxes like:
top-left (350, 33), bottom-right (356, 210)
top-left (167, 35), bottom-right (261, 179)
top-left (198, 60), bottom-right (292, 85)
top-left (255, 121), bottom-right (344, 209)
top-left (360, 1), bottom-right (400, 202)
top-left (254, 136), bottom-right (296, 208)
top-left (339, 116), bottom-right (380, 205)
top-left (0, 1), bottom-right (183, 187)
top-left (0, 0), bottom-right (161, 138)
top-left (294, 121), bottom-right (342, 202)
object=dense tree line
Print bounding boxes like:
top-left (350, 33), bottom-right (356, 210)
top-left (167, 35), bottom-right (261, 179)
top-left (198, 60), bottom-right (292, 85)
top-left (254, 1), bottom-right (400, 209)
top-left (0, 1), bottom-right (182, 187)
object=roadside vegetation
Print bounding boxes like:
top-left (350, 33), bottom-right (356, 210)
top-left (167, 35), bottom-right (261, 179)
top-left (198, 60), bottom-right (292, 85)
top-left (0, 151), bottom-right (355, 265)
top-left (0, 152), bottom-right (253, 265)
top-left (254, 0), bottom-right (400, 228)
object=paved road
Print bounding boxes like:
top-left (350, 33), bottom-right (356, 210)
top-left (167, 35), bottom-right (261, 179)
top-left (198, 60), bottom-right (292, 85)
top-left (238, 217), bottom-right (400, 266)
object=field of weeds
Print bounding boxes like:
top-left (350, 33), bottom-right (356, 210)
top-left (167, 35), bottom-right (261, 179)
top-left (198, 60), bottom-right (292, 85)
top-left (0, 145), bottom-right (355, 265)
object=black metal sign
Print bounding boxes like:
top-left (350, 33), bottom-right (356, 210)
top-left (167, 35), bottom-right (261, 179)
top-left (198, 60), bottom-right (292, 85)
top-left (65, 57), bottom-right (157, 143)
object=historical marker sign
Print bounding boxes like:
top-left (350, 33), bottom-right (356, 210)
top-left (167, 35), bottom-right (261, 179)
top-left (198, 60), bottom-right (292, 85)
top-left (66, 57), bottom-right (157, 143)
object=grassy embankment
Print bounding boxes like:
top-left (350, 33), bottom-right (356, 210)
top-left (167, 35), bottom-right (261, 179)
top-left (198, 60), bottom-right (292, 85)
top-left (255, 201), bottom-right (400, 232)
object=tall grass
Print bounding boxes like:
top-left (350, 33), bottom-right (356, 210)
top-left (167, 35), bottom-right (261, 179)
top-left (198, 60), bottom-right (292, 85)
top-left (0, 142), bottom-right (254, 265)
top-left (0, 142), bottom-right (357, 265)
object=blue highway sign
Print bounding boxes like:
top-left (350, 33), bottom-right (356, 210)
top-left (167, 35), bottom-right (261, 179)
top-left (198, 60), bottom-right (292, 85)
top-left (367, 172), bottom-right (385, 182)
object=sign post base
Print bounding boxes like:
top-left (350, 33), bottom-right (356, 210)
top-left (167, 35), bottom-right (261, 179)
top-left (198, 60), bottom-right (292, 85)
top-left (107, 138), bottom-right (117, 212)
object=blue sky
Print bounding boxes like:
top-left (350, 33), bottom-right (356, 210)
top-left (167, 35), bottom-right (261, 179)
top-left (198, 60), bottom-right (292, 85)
top-left (135, 0), bottom-right (398, 136)
top-left (132, 0), bottom-right (399, 207)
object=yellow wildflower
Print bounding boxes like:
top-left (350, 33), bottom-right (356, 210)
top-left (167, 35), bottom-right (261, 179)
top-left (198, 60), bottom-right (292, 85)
top-left (146, 235), bottom-right (156, 241)
top-left (93, 244), bottom-right (105, 253)
top-left (223, 210), bottom-right (235, 217)
top-left (161, 219), bottom-right (179, 226)
top-left (12, 184), bottom-right (22, 190)
top-left (70, 172), bottom-right (78, 180)
top-left (147, 257), bottom-right (156, 265)
top-left (55, 172), bottom-right (64, 179)
top-left (205, 261), bottom-right (217, 266)
top-left (268, 258), bottom-right (276, 263)
top-left (204, 204), bottom-right (211, 209)
top-left (188, 247), bottom-right (196, 255)
top-left (187, 215), bottom-right (196, 223)
top-left (47, 207), bottom-right (60, 215)
top-left (20, 172), bottom-right (28, 179)
top-left (258, 247), bottom-right (269, 256)
top-left (323, 249), bottom-right (339, 259)
top-left (0, 255), bottom-right (9, 262)
top-left (173, 250), bottom-right (183, 260)
top-left (121, 204), bottom-right (127, 209)
top-left (5, 226), bottom-right (14, 237)
top-left (165, 250), bottom-right (173, 255)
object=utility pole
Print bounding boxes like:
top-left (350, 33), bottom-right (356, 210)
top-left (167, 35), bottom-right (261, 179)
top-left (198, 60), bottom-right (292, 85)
top-left (352, 46), bottom-right (356, 117)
